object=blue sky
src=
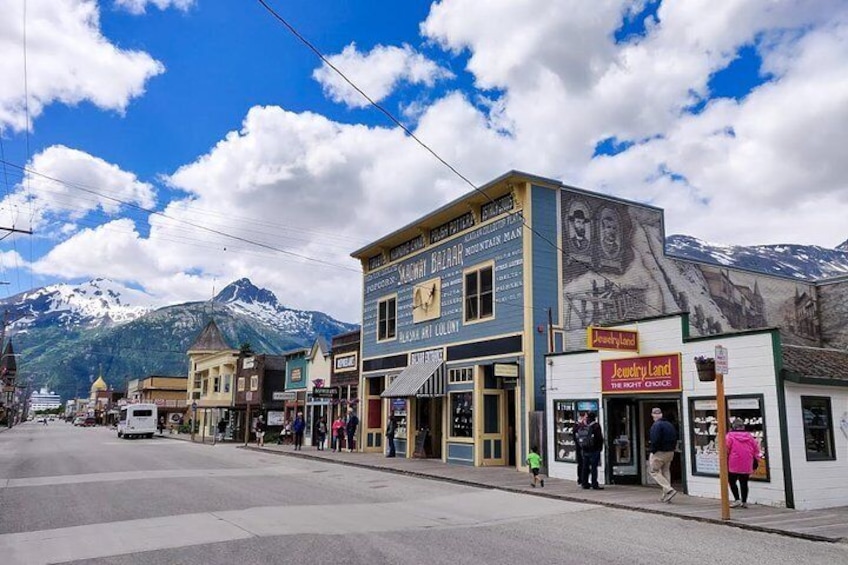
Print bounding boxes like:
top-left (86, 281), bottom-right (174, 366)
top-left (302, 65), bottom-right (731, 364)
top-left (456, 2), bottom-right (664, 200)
top-left (0, 0), bottom-right (846, 322)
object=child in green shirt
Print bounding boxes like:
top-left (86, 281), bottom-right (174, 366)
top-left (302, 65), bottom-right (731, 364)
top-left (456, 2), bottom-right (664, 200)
top-left (527, 445), bottom-right (544, 487)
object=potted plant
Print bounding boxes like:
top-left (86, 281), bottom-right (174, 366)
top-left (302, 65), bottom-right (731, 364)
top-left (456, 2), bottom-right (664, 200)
top-left (694, 356), bottom-right (716, 382)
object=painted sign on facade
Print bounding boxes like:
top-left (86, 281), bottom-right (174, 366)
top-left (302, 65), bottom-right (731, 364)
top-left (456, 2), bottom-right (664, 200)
top-left (601, 354), bottom-right (682, 394)
top-left (363, 211), bottom-right (525, 358)
top-left (587, 327), bottom-right (639, 352)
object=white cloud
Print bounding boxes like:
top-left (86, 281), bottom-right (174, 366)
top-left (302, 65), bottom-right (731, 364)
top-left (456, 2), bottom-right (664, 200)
top-left (114, 0), bottom-right (194, 15)
top-left (0, 145), bottom-right (156, 231)
top-left (0, 0), bottom-right (164, 132)
top-left (313, 43), bottom-right (453, 108)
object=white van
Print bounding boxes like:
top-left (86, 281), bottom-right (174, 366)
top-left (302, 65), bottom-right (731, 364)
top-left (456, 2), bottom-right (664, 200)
top-left (118, 404), bottom-right (158, 439)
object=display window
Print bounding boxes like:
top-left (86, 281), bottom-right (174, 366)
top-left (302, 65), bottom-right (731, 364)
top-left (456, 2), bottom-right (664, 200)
top-left (390, 398), bottom-right (407, 439)
top-left (553, 399), bottom-right (599, 462)
top-left (450, 391), bottom-right (473, 438)
top-left (801, 396), bottom-right (836, 461)
top-left (689, 395), bottom-right (770, 481)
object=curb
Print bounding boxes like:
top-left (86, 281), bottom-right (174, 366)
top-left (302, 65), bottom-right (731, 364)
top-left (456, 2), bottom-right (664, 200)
top-left (241, 445), bottom-right (839, 544)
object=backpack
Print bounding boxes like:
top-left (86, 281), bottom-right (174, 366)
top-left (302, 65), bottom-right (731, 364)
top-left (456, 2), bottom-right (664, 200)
top-left (575, 423), bottom-right (594, 450)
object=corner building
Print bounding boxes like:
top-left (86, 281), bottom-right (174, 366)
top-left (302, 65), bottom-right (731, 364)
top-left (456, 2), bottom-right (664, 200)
top-left (352, 171), bottom-right (848, 471)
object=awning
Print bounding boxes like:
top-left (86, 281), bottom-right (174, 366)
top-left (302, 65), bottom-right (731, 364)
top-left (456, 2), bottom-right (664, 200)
top-left (381, 360), bottom-right (445, 398)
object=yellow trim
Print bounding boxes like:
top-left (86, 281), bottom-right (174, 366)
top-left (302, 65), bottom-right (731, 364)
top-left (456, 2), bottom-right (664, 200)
top-left (521, 180), bottom-right (534, 472)
top-left (461, 260), bottom-right (496, 326)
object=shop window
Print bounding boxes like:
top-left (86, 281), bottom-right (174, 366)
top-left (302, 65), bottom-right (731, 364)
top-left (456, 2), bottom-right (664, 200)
top-left (450, 392), bottom-right (473, 438)
top-left (378, 296), bottom-right (397, 341)
top-left (801, 396), bottom-right (836, 461)
top-left (690, 395), bottom-right (770, 480)
top-left (553, 400), bottom-right (598, 462)
top-left (368, 377), bottom-right (384, 396)
top-left (237, 377), bottom-right (245, 392)
top-left (390, 398), bottom-right (407, 439)
top-left (250, 375), bottom-right (259, 391)
top-left (449, 367), bottom-right (474, 383)
top-left (464, 265), bottom-right (494, 322)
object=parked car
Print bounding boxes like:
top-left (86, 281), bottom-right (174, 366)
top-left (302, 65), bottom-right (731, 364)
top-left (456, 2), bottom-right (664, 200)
top-left (73, 416), bottom-right (85, 426)
top-left (83, 417), bottom-right (97, 427)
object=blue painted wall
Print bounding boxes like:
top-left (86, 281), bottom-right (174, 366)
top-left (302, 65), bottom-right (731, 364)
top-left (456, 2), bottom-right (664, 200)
top-left (530, 184), bottom-right (560, 411)
top-left (362, 212), bottom-right (525, 360)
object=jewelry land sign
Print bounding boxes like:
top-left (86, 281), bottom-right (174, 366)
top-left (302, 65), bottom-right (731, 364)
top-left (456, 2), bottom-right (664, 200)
top-left (601, 354), bottom-right (682, 394)
top-left (587, 327), bottom-right (639, 352)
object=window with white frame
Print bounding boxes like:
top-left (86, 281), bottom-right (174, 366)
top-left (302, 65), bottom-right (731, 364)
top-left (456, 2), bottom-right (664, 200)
top-left (223, 375), bottom-right (231, 393)
top-left (464, 265), bottom-right (494, 322)
top-left (250, 375), bottom-right (259, 391)
top-left (449, 367), bottom-right (474, 384)
top-left (378, 296), bottom-right (397, 341)
top-left (237, 376), bottom-right (245, 392)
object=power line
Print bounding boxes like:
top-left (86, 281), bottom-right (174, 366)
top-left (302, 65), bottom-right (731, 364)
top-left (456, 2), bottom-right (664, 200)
top-left (253, 0), bottom-right (664, 319)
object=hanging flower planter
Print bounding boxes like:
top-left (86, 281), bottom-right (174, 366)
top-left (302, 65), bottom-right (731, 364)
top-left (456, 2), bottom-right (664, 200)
top-left (694, 356), bottom-right (716, 382)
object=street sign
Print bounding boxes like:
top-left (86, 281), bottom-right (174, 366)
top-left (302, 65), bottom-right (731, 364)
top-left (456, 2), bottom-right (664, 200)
top-left (715, 345), bottom-right (728, 375)
top-left (272, 391), bottom-right (296, 401)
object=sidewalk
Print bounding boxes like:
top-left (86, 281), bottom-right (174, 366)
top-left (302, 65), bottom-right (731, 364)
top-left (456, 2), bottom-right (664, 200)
top-left (237, 442), bottom-right (848, 543)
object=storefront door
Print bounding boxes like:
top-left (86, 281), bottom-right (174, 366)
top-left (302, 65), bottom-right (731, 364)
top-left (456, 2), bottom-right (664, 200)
top-left (606, 398), bottom-right (639, 484)
top-left (481, 391), bottom-right (505, 466)
top-left (640, 400), bottom-right (683, 487)
top-left (415, 397), bottom-right (442, 458)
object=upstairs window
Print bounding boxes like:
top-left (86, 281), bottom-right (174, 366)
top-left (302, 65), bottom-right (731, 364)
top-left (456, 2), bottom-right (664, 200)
top-left (378, 296), bottom-right (397, 341)
top-left (464, 265), bottom-right (494, 322)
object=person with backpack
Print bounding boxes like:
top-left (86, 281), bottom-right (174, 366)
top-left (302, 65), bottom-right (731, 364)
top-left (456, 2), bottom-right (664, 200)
top-left (578, 411), bottom-right (604, 490)
top-left (572, 412), bottom-right (588, 486)
top-left (316, 416), bottom-right (327, 450)
top-left (292, 412), bottom-right (306, 450)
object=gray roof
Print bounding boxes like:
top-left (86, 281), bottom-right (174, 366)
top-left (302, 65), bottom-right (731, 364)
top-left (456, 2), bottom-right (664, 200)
top-left (188, 319), bottom-right (232, 353)
top-left (782, 345), bottom-right (848, 386)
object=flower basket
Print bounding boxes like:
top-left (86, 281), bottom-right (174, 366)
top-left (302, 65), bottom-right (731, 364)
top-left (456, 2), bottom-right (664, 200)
top-left (695, 357), bottom-right (716, 382)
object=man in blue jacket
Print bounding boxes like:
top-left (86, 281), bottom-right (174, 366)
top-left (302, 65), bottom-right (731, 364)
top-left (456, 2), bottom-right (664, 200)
top-left (649, 407), bottom-right (679, 503)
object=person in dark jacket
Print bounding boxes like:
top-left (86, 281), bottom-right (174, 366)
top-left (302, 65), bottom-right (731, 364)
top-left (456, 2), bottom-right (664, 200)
top-left (385, 413), bottom-right (397, 457)
top-left (292, 412), bottom-right (306, 450)
top-left (316, 416), bottom-right (327, 450)
top-left (572, 412), bottom-right (588, 486)
top-left (648, 407), bottom-right (679, 503)
top-left (579, 412), bottom-right (604, 490)
top-left (346, 409), bottom-right (359, 452)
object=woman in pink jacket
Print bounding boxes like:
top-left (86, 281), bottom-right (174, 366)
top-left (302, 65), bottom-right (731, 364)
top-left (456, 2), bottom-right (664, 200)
top-left (726, 418), bottom-right (760, 508)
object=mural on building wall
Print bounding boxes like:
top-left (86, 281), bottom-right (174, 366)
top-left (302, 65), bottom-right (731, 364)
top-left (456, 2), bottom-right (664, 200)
top-left (560, 191), bottom-right (825, 349)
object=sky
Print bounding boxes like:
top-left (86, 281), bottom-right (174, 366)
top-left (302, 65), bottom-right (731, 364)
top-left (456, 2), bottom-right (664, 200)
top-left (0, 0), bottom-right (846, 324)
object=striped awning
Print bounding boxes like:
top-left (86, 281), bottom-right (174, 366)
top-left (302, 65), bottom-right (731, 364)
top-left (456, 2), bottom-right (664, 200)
top-left (381, 360), bottom-right (445, 398)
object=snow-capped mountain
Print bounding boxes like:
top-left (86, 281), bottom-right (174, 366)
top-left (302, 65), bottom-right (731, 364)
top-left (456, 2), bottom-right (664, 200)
top-left (215, 278), bottom-right (355, 339)
top-left (666, 235), bottom-right (848, 280)
top-left (3, 277), bottom-right (358, 401)
top-left (1, 278), bottom-right (152, 331)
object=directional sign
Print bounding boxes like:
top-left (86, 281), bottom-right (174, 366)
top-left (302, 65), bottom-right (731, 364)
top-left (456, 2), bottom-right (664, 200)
top-left (715, 345), bottom-right (728, 375)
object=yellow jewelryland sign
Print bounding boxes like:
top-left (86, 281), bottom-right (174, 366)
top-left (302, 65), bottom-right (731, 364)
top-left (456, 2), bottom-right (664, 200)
top-left (586, 327), bottom-right (639, 352)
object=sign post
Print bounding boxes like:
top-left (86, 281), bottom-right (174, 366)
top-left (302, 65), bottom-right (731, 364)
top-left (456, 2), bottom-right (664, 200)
top-left (715, 345), bottom-right (730, 520)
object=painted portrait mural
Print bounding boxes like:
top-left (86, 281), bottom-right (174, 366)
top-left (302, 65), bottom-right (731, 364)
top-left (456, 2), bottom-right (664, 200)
top-left (559, 190), bottom-right (827, 350)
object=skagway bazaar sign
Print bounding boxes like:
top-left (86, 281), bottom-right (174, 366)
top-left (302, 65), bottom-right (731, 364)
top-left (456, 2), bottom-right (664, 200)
top-left (587, 327), bottom-right (639, 352)
top-left (601, 354), bottom-right (682, 394)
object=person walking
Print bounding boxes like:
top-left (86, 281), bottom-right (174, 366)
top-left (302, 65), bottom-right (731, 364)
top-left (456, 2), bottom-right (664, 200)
top-left (292, 412), bottom-right (306, 450)
top-left (255, 415), bottom-right (266, 447)
top-left (157, 416), bottom-right (165, 436)
top-left (572, 412), bottom-right (588, 486)
top-left (577, 411), bottom-right (604, 490)
top-left (727, 418), bottom-right (760, 508)
top-left (345, 409), bottom-right (359, 452)
top-left (216, 417), bottom-right (227, 444)
top-left (332, 413), bottom-right (346, 452)
top-left (527, 445), bottom-right (544, 487)
top-left (648, 407), bottom-right (679, 503)
top-left (385, 413), bottom-right (397, 457)
top-left (316, 416), bottom-right (327, 450)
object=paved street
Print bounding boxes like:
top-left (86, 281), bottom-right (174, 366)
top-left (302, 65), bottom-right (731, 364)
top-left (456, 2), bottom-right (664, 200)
top-left (2, 423), bottom-right (847, 565)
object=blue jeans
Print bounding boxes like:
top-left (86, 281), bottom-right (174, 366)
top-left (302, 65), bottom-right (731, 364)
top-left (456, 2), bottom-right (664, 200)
top-left (581, 450), bottom-right (601, 487)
